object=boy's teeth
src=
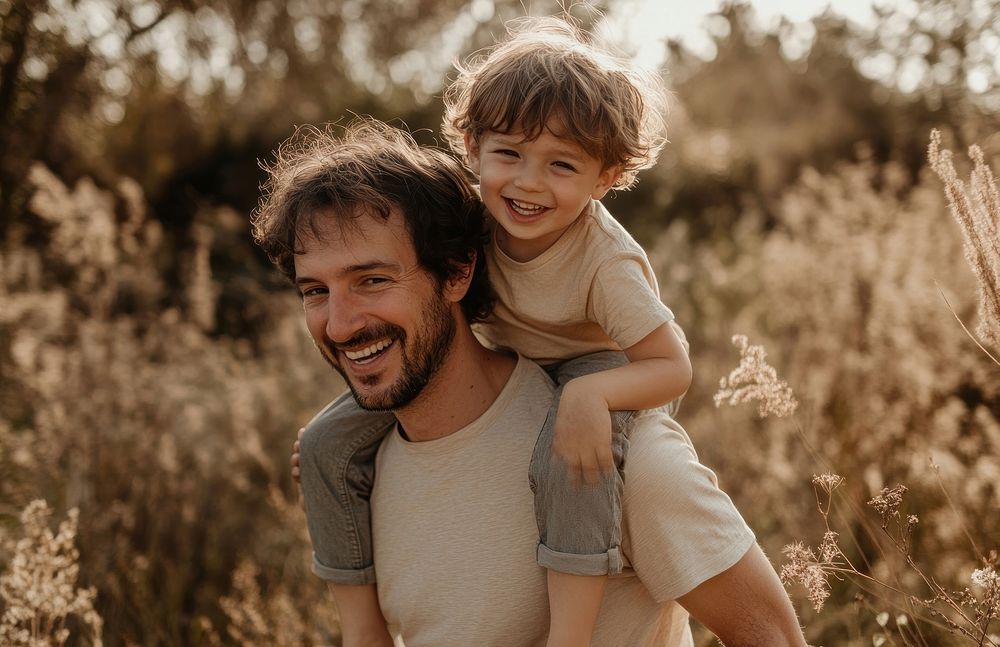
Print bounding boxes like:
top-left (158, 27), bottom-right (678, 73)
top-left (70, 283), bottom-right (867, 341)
top-left (510, 199), bottom-right (545, 215)
top-left (345, 339), bottom-right (393, 360)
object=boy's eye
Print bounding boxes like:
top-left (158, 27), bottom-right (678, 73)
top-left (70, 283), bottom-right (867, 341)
top-left (494, 148), bottom-right (519, 158)
top-left (553, 161), bottom-right (578, 172)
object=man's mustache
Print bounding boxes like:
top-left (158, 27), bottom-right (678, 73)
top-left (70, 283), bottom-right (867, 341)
top-left (325, 323), bottom-right (406, 355)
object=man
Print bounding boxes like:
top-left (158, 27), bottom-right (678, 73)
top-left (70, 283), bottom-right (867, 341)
top-left (253, 119), bottom-right (807, 646)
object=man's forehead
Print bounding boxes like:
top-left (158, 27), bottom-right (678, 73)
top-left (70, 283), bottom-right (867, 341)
top-left (293, 207), bottom-right (416, 271)
top-left (298, 206), bottom-right (411, 249)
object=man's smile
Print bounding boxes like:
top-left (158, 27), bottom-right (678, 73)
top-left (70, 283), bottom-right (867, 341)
top-left (343, 339), bottom-right (395, 363)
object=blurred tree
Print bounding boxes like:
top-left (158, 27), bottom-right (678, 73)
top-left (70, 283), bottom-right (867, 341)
top-left (613, 1), bottom-right (999, 241)
top-left (0, 0), bottom-right (188, 237)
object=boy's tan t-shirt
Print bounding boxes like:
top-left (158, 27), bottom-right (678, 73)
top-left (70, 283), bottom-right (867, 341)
top-left (476, 200), bottom-right (677, 365)
top-left (370, 357), bottom-right (755, 647)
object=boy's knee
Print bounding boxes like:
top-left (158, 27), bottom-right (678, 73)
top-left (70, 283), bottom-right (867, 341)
top-left (300, 401), bottom-right (353, 470)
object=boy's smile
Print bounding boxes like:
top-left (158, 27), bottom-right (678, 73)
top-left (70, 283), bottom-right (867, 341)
top-left (466, 124), bottom-right (620, 262)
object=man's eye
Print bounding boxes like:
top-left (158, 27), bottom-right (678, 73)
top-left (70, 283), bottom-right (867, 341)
top-left (362, 277), bottom-right (389, 286)
top-left (300, 287), bottom-right (326, 298)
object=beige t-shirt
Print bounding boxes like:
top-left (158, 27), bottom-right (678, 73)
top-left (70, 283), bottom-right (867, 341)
top-left (476, 200), bottom-right (676, 366)
top-left (371, 357), bottom-right (755, 647)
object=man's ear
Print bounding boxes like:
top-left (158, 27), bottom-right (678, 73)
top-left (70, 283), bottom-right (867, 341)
top-left (591, 165), bottom-right (623, 200)
top-left (444, 252), bottom-right (477, 303)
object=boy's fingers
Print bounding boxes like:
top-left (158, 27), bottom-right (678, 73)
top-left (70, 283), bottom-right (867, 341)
top-left (297, 426), bottom-right (305, 440)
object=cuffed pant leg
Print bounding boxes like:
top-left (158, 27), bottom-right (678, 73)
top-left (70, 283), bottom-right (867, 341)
top-left (530, 351), bottom-right (634, 576)
top-left (299, 392), bottom-right (395, 585)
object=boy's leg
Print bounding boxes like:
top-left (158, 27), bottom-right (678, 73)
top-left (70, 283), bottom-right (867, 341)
top-left (298, 391), bottom-right (396, 642)
top-left (529, 351), bottom-right (633, 645)
top-left (300, 391), bottom-right (396, 581)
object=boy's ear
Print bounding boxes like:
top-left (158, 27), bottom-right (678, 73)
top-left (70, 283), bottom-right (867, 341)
top-left (591, 165), bottom-right (623, 199)
top-left (463, 133), bottom-right (481, 165)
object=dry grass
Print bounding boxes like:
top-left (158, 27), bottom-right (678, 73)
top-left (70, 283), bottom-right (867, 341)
top-left (1, 165), bottom-right (341, 644)
top-left (695, 133), bottom-right (1000, 645)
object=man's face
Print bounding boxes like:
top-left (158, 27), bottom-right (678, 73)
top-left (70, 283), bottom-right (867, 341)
top-left (293, 209), bottom-right (457, 410)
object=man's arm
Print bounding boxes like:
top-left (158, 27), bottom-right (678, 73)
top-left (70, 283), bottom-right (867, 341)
top-left (677, 543), bottom-right (806, 647)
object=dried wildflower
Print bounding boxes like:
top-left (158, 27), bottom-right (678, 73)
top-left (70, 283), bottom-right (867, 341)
top-left (928, 129), bottom-right (1000, 349)
top-left (971, 567), bottom-right (1000, 589)
top-left (868, 485), bottom-right (907, 520)
top-left (812, 473), bottom-right (845, 495)
top-left (819, 531), bottom-right (840, 563)
top-left (781, 542), bottom-right (831, 612)
top-left (0, 500), bottom-right (103, 646)
top-left (714, 334), bottom-right (799, 418)
top-left (965, 566), bottom-right (1000, 625)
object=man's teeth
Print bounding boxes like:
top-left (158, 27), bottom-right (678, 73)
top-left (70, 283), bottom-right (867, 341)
top-left (509, 199), bottom-right (545, 215)
top-left (344, 339), bottom-right (393, 361)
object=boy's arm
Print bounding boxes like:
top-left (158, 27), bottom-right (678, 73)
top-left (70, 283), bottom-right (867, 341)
top-left (572, 321), bottom-right (691, 411)
top-left (553, 322), bottom-right (692, 480)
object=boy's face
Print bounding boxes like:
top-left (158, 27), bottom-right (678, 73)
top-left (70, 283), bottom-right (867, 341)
top-left (465, 123), bottom-right (620, 261)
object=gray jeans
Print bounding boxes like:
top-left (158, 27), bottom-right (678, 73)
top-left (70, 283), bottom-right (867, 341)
top-left (299, 351), bottom-right (645, 584)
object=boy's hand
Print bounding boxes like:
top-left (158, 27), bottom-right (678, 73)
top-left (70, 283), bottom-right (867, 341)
top-left (291, 427), bottom-right (304, 509)
top-left (551, 380), bottom-right (615, 486)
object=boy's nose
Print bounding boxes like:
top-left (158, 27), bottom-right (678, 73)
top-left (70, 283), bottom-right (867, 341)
top-left (512, 166), bottom-right (544, 192)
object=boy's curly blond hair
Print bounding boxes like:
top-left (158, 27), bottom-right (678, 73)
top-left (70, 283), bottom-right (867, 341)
top-left (441, 16), bottom-right (668, 190)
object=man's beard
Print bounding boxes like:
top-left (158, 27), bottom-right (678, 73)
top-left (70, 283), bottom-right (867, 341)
top-left (321, 294), bottom-right (457, 411)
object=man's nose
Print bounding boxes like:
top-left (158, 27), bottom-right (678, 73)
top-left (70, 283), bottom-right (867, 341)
top-left (324, 290), bottom-right (367, 344)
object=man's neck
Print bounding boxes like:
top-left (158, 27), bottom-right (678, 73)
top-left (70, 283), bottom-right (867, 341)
top-left (393, 327), bottom-right (516, 442)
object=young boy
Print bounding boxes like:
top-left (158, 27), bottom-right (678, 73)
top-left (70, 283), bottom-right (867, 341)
top-left (295, 16), bottom-right (690, 647)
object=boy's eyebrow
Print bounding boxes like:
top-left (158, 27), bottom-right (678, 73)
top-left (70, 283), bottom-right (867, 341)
top-left (295, 260), bottom-right (402, 287)
top-left (491, 134), bottom-right (588, 162)
top-left (549, 145), bottom-right (587, 162)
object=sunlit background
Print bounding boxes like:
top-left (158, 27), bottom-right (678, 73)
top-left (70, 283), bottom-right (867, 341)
top-left (1, 1), bottom-right (999, 645)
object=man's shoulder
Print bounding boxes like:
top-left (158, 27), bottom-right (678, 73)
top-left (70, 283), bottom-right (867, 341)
top-left (620, 410), bottom-right (756, 602)
top-left (624, 410), bottom-right (700, 486)
top-left (508, 354), bottom-right (556, 399)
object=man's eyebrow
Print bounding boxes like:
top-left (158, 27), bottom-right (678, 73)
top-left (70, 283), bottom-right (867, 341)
top-left (295, 260), bottom-right (402, 287)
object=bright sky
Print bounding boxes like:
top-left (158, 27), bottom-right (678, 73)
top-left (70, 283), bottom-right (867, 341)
top-left (600, 0), bottom-right (882, 69)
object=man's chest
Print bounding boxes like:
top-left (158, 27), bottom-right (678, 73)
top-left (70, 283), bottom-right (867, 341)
top-left (371, 437), bottom-right (548, 646)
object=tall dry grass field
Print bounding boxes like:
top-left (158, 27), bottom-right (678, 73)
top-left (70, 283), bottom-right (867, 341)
top-left (0, 165), bottom-right (344, 644)
top-left (1, 130), bottom-right (998, 645)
